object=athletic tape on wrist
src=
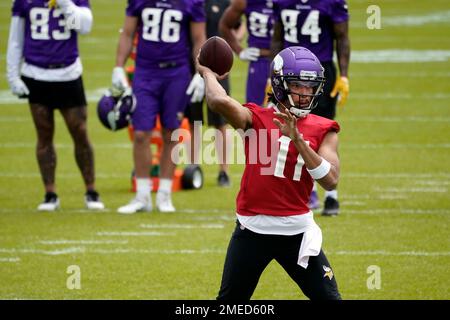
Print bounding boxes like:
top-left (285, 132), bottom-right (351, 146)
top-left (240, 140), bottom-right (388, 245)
top-left (307, 158), bottom-right (331, 180)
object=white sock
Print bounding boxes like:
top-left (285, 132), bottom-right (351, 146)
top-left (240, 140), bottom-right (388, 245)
top-left (158, 178), bottom-right (172, 194)
top-left (136, 178), bottom-right (152, 200)
top-left (325, 189), bottom-right (338, 200)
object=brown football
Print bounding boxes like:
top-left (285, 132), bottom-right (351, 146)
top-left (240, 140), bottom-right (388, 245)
top-left (199, 36), bottom-right (234, 76)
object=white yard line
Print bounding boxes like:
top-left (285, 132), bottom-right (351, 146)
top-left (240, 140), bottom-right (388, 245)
top-left (342, 209), bottom-right (449, 215)
top-left (341, 201), bottom-right (366, 206)
top-left (188, 216), bottom-right (236, 222)
top-left (89, 248), bottom-right (224, 255)
top-left (373, 187), bottom-right (447, 193)
top-left (96, 231), bottom-right (175, 237)
top-left (0, 143), bottom-right (131, 149)
top-left (0, 247), bottom-right (84, 255)
top-left (38, 240), bottom-right (128, 245)
top-left (330, 251), bottom-right (450, 257)
top-left (140, 224), bottom-right (224, 229)
top-left (342, 116), bottom-right (450, 123)
top-left (341, 173), bottom-right (450, 179)
top-left (351, 50), bottom-right (450, 63)
top-left (0, 257), bottom-right (21, 263)
top-left (349, 93), bottom-right (450, 99)
top-left (342, 143), bottom-right (450, 149)
top-left (1, 247), bottom-right (448, 257)
top-left (383, 10), bottom-right (450, 26)
top-left (0, 172), bottom-right (129, 179)
top-left (177, 209), bottom-right (233, 214)
top-left (350, 71), bottom-right (450, 78)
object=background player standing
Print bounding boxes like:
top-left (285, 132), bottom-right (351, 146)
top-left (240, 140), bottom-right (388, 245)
top-left (112, 0), bottom-right (206, 213)
top-left (6, 0), bottom-right (104, 211)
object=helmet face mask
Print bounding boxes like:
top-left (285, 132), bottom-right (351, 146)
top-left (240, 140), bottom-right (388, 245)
top-left (270, 47), bottom-right (325, 117)
top-left (97, 88), bottom-right (136, 131)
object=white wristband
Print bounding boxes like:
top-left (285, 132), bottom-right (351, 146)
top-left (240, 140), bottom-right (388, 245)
top-left (307, 158), bottom-right (331, 180)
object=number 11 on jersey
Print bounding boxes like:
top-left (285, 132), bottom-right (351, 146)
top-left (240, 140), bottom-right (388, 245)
top-left (274, 136), bottom-right (309, 181)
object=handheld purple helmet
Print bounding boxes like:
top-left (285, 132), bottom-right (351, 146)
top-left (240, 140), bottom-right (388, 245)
top-left (270, 47), bottom-right (325, 117)
top-left (97, 88), bottom-right (136, 131)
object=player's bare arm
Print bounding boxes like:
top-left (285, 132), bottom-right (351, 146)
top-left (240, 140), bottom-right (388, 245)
top-left (116, 16), bottom-right (138, 67)
top-left (190, 21), bottom-right (207, 65)
top-left (315, 131), bottom-right (340, 190)
top-left (333, 21), bottom-right (350, 78)
top-left (197, 62), bottom-right (252, 130)
top-left (273, 108), bottom-right (339, 191)
top-left (270, 21), bottom-right (284, 59)
top-left (231, 22), bottom-right (246, 42)
top-left (219, 0), bottom-right (246, 54)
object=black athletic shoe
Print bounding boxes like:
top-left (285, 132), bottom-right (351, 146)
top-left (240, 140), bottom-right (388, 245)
top-left (322, 197), bottom-right (339, 216)
top-left (85, 190), bottom-right (105, 210)
top-left (37, 192), bottom-right (60, 211)
top-left (218, 171), bottom-right (231, 187)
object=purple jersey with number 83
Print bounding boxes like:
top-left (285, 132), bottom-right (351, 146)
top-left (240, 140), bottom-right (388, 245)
top-left (12, 0), bottom-right (90, 68)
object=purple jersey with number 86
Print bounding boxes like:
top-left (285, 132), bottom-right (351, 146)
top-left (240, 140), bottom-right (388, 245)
top-left (126, 0), bottom-right (206, 70)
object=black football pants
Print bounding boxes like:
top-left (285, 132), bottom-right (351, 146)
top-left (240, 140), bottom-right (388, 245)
top-left (217, 221), bottom-right (341, 300)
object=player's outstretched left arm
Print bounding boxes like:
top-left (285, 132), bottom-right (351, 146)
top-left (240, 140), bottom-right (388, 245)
top-left (196, 58), bottom-right (252, 131)
top-left (49, 0), bottom-right (93, 35)
top-left (273, 109), bottom-right (339, 191)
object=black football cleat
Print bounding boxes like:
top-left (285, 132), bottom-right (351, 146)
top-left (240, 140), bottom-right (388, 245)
top-left (322, 197), bottom-right (339, 216)
top-left (37, 192), bottom-right (60, 211)
top-left (218, 171), bottom-right (231, 187)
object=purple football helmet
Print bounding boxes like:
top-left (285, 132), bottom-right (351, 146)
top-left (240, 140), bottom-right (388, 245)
top-left (97, 88), bottom-right (136, 131)
top-left (270, 47), bottom-right (325, 117)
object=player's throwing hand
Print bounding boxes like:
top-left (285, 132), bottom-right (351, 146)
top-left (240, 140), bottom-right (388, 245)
top-left (273, 108), bottom-right (303, 142)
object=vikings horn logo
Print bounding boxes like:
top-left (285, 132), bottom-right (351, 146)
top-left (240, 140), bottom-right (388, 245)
top-left (273, 55), bottom-right (283, 74)
top-left (323, 265), bottom-right (334, 280)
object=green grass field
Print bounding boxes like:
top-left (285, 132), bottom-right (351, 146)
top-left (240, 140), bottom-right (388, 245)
top-left (0, 0), bottom-right (449, 300)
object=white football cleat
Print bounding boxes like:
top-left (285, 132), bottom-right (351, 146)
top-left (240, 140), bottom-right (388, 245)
top-left (156, 191), bottom-right (176, 212)
top-left (117, 197), bottom-right (152, 214)
top-left (85, 190), bottom-right (105, 210)
top-left (37, 192), bottom-right (60, 212)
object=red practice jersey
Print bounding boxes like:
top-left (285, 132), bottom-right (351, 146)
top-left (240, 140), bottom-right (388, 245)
top-left (236, 103), bottom-right (340, 217)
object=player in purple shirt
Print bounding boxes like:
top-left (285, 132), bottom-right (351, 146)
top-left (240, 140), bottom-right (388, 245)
top-left (272, 0), bottom-right (350, 216)
top-left (6, 0), bottom-right (104, 211)
top-left (219, 0), bottom-right (275, 105)
top-left (112, 0), bottom-right (206, 214)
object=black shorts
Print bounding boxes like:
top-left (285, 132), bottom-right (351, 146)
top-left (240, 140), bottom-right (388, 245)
top-left (312, 62), bottom-right (337, 120)
top-left (22, 76), bottom-right (87, 109)
top-left (185, 78), bottom-right (229, 127)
